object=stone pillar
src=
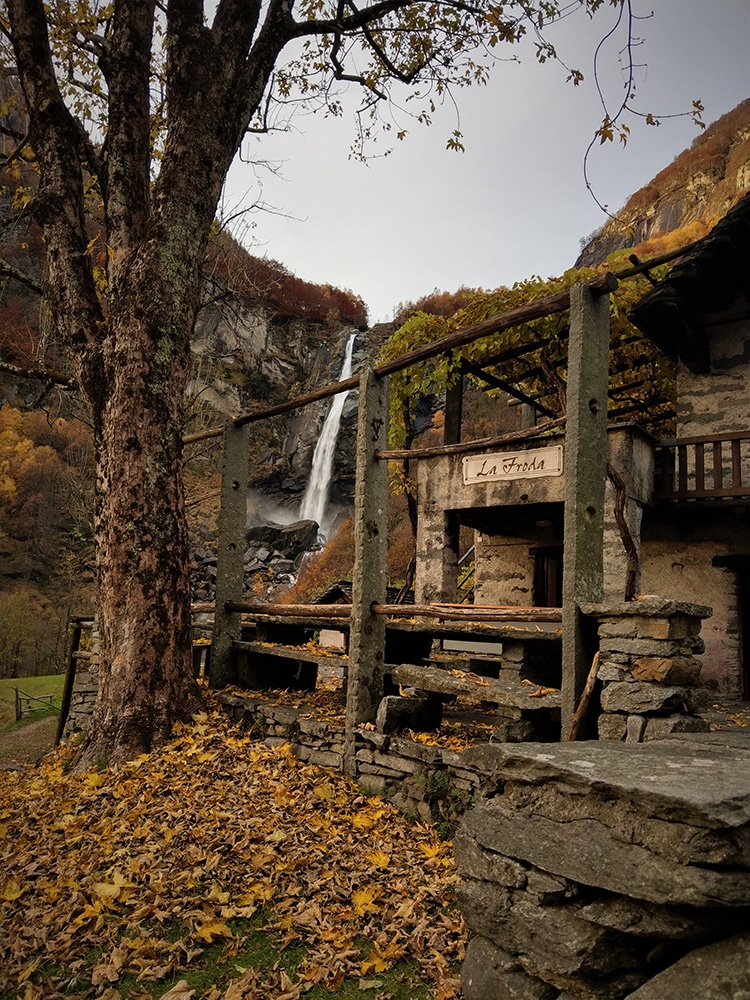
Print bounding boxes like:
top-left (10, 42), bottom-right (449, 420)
top-left (345, 368), bottom-right (389, 776)
top-left (581, 599), bottom-right (712, 741)
top-left (561, 284), bottom-right (610, 737)
top-left (210, 419), bottom-right (251, 689)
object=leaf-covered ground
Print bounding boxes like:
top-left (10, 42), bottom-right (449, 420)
top-left (0, 708), bottom-right (465, 1000)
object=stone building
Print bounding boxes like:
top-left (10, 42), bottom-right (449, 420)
top-left (414, 192), bottom-right (750, 698)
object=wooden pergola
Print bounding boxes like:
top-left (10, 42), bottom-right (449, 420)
top-left (200, 228), bottom-right (736, 770)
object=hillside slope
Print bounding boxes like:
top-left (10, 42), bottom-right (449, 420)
top-left (577, 98), bottom-right (750, 266)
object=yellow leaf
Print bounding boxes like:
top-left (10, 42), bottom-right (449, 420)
top-left (365, 849), bottom-right (390, 868)
top-left (352, 886), bottom-right (380, 916)
top-left (207, 882), bottom-right (230, 904)
top-left (196, 919), bottom-right (233, 943)
top-left (1, 880), bottom-right (25, 901)
top-left (352, 813), bottom-right (375, 830)
top-left (361, 955), bottom-right (389, 975)
top-left (419, 843), bottom-right (442, 859)
top-left (83, 771), bottom-right (106, 787)
top-left (314, 784), bottom-right (334, 800)
top-left (92, 882), bottom-right (121, 899)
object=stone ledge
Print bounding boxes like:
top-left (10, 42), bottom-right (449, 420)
top-left (581, 600), bottom-right (712, 619)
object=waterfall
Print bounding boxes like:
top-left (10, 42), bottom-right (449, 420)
top-left (300, 331), bottom-right (358, 531)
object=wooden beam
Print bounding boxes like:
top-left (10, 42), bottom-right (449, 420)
top-left (374, 603), bottom-right (563, 622)
top-left (461, 358), bottom-right (557, 418)
top-left (376, 417), bottom-right (566, 461)
top-left (444, 371), bottom-right (463, 445)
top-left (225, 601), bottom-right (351, 617)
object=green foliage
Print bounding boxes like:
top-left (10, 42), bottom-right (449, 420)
top-left (380, 259), bottom-right (678, 448)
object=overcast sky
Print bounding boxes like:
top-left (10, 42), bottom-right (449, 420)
top-left (223, 0), bottom-right (750, 325)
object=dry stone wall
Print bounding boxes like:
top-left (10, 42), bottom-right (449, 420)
top-left (218, 691), bottom-right (480, 831)
top-left (582, 599), bottom-right (712, 742)
top-left (455, 736), bottom-right (750, 1000)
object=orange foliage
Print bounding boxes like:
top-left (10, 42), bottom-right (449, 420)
top-left (276, 517), bottom-right (355, 605)
top-left (204, 232), bottom-right (368, 327)
top-left (629, 218), bottom-right (714, 262)
top-left (393, 286), bottom-right (478, 325)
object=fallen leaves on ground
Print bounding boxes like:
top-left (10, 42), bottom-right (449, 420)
top-left (0, 708), bottom-right (465, 1000)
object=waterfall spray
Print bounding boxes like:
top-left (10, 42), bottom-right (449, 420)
top-left (300, 332), bottom-right (358, 531)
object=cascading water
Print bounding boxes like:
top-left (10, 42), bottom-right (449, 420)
top-left (299, 331), bottom-right (358, 532)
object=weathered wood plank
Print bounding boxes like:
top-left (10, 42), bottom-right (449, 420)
top-left (233, 640), bottom-right (348, 670)
top-left (375, 604), bottom-right (563, 622)
top-left (390, 662), bottom-right (561, 709)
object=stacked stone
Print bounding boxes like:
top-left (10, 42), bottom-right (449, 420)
top-left (218, 690), bottom-right (482, 824)
top-left (456, 739), bottom-right (750, 1000)
top-left (580, 599), bottom-right (712, 742)
top-left (63, 621), bottom-right (100, 737)
top-left (219, 692), bottom-right (346, 767)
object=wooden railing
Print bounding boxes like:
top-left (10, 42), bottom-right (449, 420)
top-left (655, 431), bottom-right (750, 500)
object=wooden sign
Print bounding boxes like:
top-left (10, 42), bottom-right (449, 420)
top-left (463, 445), bottom-right (563, 484)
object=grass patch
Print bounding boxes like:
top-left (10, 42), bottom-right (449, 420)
top-left (0, 674), bottom-right (66, 704)
top-left (0, 674), bottom-right (64, 733)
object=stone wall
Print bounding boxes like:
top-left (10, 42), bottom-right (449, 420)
top-left (582, 599), bottom-right (712, 742)
top-left (416, 425), bottom-right (653, 608)
top-left (676, 319), bottom-right (750, 440)
top-left (455, 736), bottom-right (750, 1000)
top-left (639, 514), bottom-right (750, 696)
top-left (63, 623), bottom-right (100, 738)
top-left (218, 691), bottom-right (481, 833)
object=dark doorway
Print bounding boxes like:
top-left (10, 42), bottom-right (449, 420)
top-left (531, 545), bottom-right (563, 608)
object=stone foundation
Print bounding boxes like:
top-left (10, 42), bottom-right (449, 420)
top-left (581, 599), bottom-right (712, 742)
top-left (455, 736), bottom-right (750, 999)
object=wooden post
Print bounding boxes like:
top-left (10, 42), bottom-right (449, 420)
top-left (210, 419), bottom-right (251, 689)
top-left (345, 367), bottom-right (389, 777)
top-left (55, 619), bottom-right (82, 745)
top-left (444, 370), bottom-right (463, 445)
top-left (561, 284), bottom-right (610, 738)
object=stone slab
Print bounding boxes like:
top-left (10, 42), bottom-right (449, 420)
top-left (598, 713), bottom-right (627, 741)
top-left (600, 681), bottom-right (708, 716)
top-left (631, 656), bottom-right (702, 685)
top-left (462, 936), bottom-right (558, 1000)
top-left (578, 895), bottom-right (731, 941)
top-left (462, 798), bottom-right (750, 906)
top-left (460, 740), bottom-right (750, 828)
top-left (581, 600), bottom-right (712, 619)
top-left (644, 715), bottom-right (711, 741)
top-left (624, 930), bottom-right (750, 999)
top-left (453, 829), bottom-right (528, 888)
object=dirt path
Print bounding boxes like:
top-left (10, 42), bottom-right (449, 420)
top-left (0, 715), bottom-right (59, 769)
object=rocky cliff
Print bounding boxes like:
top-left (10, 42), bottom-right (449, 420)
top-left (577, 99), bottom-right (750, 267)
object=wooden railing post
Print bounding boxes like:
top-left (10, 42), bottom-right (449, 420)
top-left (55, 618), bottom-right (83, 745)
top-left (562, 284), bottom-right (610, 739)
top-left (211, 419), bottom-right (251, 689)
top-left (345, 367), bottom-right (389, 777)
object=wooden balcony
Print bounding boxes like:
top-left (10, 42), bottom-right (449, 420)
top-left (655, 431), bottom-right (750, 502)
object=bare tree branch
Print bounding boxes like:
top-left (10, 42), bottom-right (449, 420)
top-left (0, 357), bottom-right (75, 388)
top-left (0, 255), bottom-right (43, 293)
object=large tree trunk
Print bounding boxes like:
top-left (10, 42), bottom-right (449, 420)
top-left (83, 324), bottom-right (198, 763)
top-left (6, 0), bottom-right (295, 764)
